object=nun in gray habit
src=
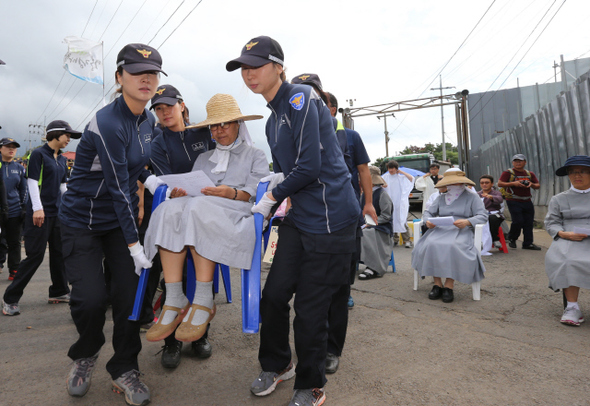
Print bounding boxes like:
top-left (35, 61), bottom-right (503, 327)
top-left (411, 170), bottom-right (488, 303)
top-left (359, 166), bottom-right (394, 279)
top-left (544, 155), bottom-right (590, 327)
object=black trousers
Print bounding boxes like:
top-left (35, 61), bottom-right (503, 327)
top-left (62, 225), bottom-right (142, 380)
top-left (258, 217), bottom-right (356, 389)
top-left (488, 214), bottom-right (504, 242)
top-left (326, 226), bottom-right (361, 357)
top-left (506, 199), bottom-right (535, 246)
top-left (3, 216), bottom-right (68, 304)
top-left (0, 216), bottom-right (23, 271)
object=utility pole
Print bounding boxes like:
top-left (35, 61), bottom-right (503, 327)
top-left (430, 75), bottom-right (455, 161)
top-left (552, 60), bottom-right (559, 83)
top-left (377, 114), bottom-right (392, 157)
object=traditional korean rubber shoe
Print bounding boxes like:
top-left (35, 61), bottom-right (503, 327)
top-left (175, 303), bottom-right (216, 342)
top-left (428, 285), bottom-right (443, 300)
top-left (146, 303), bottom-right (189, 342)
top-left (251, 361), bottom-right (295, 396)
top-left (442, 287), bottom-right (454, 303)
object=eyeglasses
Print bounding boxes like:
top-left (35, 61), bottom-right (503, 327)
top-left (208, 122), bottom-right (235, 131)
top-left (567, 168), bottom-right (590, 176)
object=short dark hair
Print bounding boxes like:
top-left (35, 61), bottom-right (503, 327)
top-left (326, 92), bottom-right (338, 110)
top-left (387, 160), bottom-right (399, 170)
top-left (46, 130), bottom-right (67, 142)
top-left (429, 163), bottom-right (440, 169)
top-left (480, 174), bottom-right (494, 183)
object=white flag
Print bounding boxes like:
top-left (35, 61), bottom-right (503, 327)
top-left (63, 36), bottom-right (103, 85)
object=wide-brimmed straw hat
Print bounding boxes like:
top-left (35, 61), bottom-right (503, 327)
top-left (555, 155), bottom-right (590, 176)
top-left (435, 170), bottom-right (475, 188)
top-left (369, 165), bottom-right (386, 186)
top-left (192, 94), bottom-right (263, 128)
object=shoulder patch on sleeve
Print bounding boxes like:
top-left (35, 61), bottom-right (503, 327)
top-left (289, 92), bottom-right (305, 111)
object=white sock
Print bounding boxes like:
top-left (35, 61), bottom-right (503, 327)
top-left (183, 281), bottom-right (214, 326)
top-left (161, 282), bottom-right (188, 325)
top-left (567, 301), bottom-right (580, 310)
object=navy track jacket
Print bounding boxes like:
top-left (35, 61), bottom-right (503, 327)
top-left (60, 96), bottom-right (154, 245)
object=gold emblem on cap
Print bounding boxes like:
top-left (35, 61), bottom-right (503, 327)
top-left (245, 41), bottom-right (259, 51)
top-left (137, 49), bottom-right (152, 58)
top-left (8, 138), bottom-right (14, 142)
top-left (155, 88), bottom-right (165, 95)
top-left (299, 75), bottom-right (310, 80)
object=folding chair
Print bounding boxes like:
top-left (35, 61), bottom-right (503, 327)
top-left (130, 182), bottom-right (269, 334)
top-left (412, 219), bottom-right (484, 301)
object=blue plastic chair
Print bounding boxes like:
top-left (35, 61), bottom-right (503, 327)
top-left (129, 182), bottom-right (268, 334)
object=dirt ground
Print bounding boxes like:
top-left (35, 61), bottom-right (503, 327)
top-left (1, 226), bottom-right (589, 406)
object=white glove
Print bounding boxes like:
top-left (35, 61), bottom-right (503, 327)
top-left (128, 242), bottom-right (153, 276)
top-left (251, 192), bottom-right (276, 218)
top-left (260, 173), bottom-right (285, 192)
top-left (144, 175), bottom-right (165, 196)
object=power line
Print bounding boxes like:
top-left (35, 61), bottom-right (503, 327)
top-left (470, 0), bottom-right (567, 123)
top-left (147, 0), bottom-right (186, 45)
top-left (156, 0), bottom-right (204, 49)
top-left (81, 0), bottom-right (99, 37)
top-left (103, 0), bottom-right (151, 59)
top-left (98, 0), bottom-right (125, 41)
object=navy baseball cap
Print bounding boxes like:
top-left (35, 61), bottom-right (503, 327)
top-left (555, 155), bottom-right (590, 176)
top-left (150, 85), bottom-right (183, 109)
top-left (117, 43), bottom-right (167, 76)
top-left (0, 137), bottom-right (20, 147)
top-left (291, 73), bottom-right (323, 91)
top-left (226, 36), bottom-right (284, 72)
top-left (46, 120), bottom-right (82, 139)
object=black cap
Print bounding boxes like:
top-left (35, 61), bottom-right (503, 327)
top-left (0, 137), bottom-right (20, 147)
top-left (150, 85), bottom-right (183, 110)
top-left (291, 73), bottom-right (323, 91)
top-left (46, 120), bottom-right (82, 139)
top-left (226, 36), bottom-right (284, 72)
top-left (116, 43), bottom-right (167, 76)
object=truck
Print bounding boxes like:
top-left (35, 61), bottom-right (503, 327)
top-left (381, 153), bottom-right (452, 206)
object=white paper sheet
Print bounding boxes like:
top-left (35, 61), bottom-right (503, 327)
top-left (573, 226), bottom-right (590, 235)
top-left (157, 170), bottom-right (216, 197)
top-left (428, 216), bottom-right (456, 226)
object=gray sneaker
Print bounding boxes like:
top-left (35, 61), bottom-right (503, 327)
top-left (288, 388), bottom-right (326, 406)
top-left (561, 307), bottom-right (584, 326)
top-left (112, 370), bottom-right (151, 406)
top-left (48, 293), bottom-right (71, 304)
top-left (251, 361), bottom-right (295, 396)
top-left (2, 300), bottom-right (20, 316)
top-left (67, 352), bottom-right (99, 397)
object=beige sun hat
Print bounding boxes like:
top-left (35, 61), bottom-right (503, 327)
top-left (369, 165), bottom-right (387, 186)
top-left (435, 169), bottom-right (475, 188)
top-left (190, 94), bottom-right (263, 129)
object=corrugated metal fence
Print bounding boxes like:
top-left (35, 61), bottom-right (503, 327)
top-left (470, 71), bottom-right (590, 207)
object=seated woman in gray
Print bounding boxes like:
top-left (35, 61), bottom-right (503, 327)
top-left (412, 170), bottom-right (488, 303)
top-left (545, 155), bottom-right (590, 326)
top-left (144, 94), bottom-right (269, 343)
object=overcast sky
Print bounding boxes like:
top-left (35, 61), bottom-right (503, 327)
top-left (1, 0), bottom-right (588, 164)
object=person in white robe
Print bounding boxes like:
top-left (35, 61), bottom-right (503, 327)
top-left (381, 160), bottom-right (414, 248)
top-left (414, 163), bottom-right (443, 213)
top-left (544, 155), bottom-right (590, 327)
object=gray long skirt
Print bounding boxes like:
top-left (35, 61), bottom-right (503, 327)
top-left (361, 229), bottom-right (393, 276)
top-left (144, 195), bottom-right (256, 269)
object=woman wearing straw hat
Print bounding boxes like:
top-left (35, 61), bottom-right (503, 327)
top-left (544, 155), bottom-right (590, 326)
top-left (143, 93), bottom-right (269, 344)
top-left (411, 170), bottom-right (488, 303)
top-left (147, 84), bottom-right (216, 368)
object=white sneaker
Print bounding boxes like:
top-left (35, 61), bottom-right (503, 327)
top-left (493, 241), bottom-right (502, 249)
top-left (561, 307), bottom-right (584, 326)
top-left (405, 241), bottom-right (413, 248)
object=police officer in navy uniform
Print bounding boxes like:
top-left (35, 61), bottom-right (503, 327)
top-left (61, 43), bottom-right (167, 405)
top-left (0, 138), bottom-right (27, 281)
top-left (2, 121), bottom-right (76, 317)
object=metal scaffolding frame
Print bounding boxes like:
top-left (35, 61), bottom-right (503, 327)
top-left (340, 90), bottom-right (472, 174)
